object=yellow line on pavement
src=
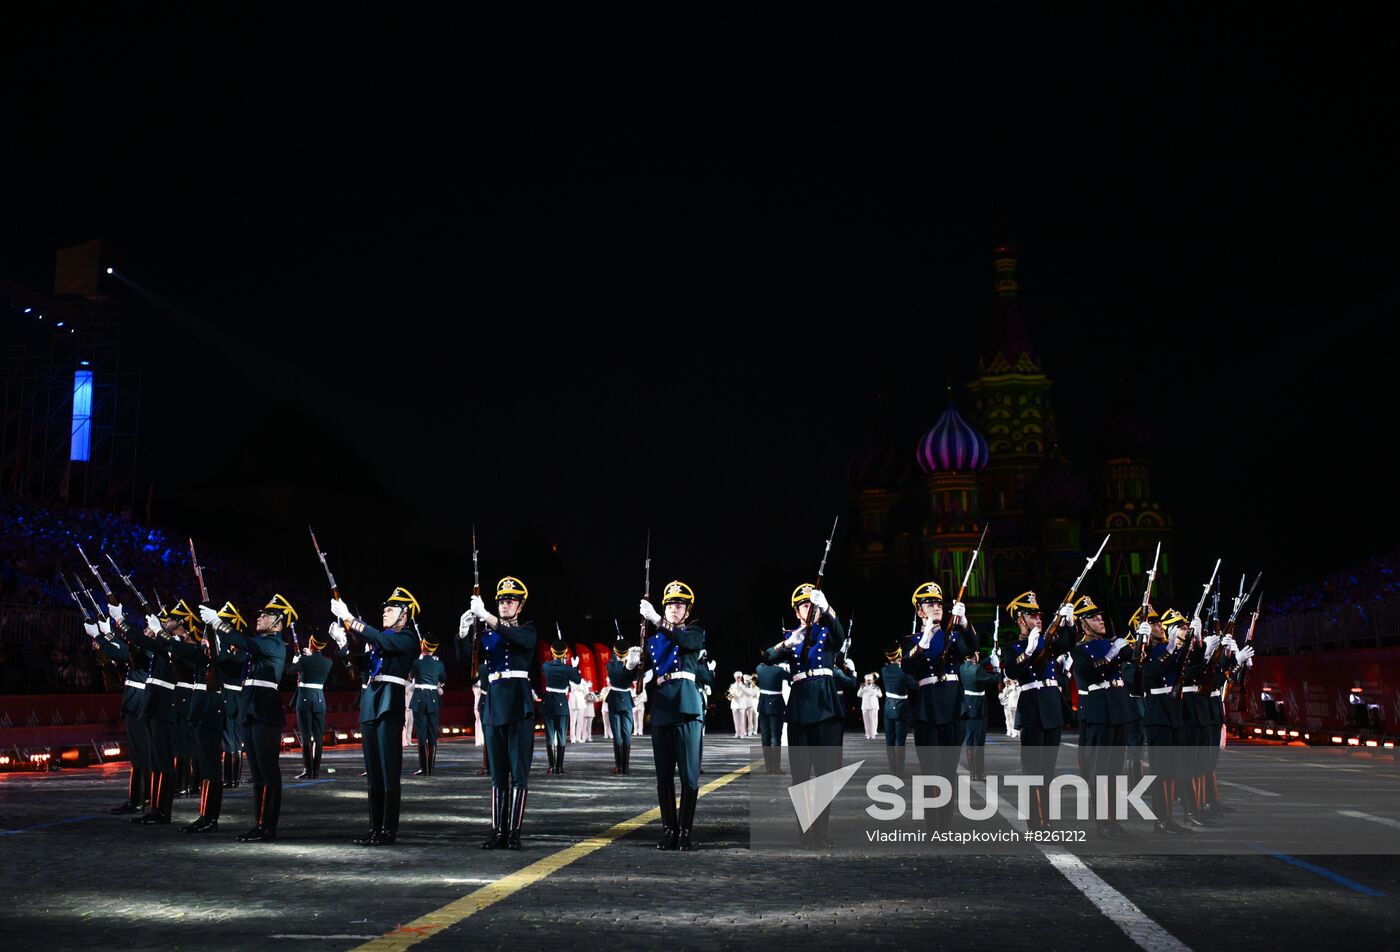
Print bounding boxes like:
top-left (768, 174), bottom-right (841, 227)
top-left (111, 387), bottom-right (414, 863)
top-left (355, 762), bottom-right (754, 951)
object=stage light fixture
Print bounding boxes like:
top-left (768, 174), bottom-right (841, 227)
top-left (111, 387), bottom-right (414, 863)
top-left (23, 307), bottom-right (31, 313)
top-left (57, 321), bottom-right (64, 327)
top-left (106, 267), bottom-right (114, 274)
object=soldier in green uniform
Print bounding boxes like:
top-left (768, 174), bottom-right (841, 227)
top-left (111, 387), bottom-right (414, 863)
top-left (216, 614), bottom-right (247, 789)
top-left (604, 634), bottom-right (638, 775)
top-left (293, 626), bottom-right (343, 780)
top-left (409, 634), bottom-right (446, 776)
top-left (880, 643), bottom-right (914, 777)
top-left (754, 656), bottom-right (790, 774)
top-left (199, 594), bottom-right (293, 841)
top-left (465, 576), bottom-right (538, 850)
top-left (540, 640), bottom-right (581, 774)
top-left (629, 579), bottom-right (706, 850)
top-left (330, 587), bottom-right (420, 846)
top-left (88, 604), bottom-right (151, 815)
top-left (959, 647), bottom-right (1001, 783)
top-left (122, 601), bottom-right (196, 825)
top-left (696, 648), bottom-right (717, 775)
top-left (169, 601), bottom-right (243, 833)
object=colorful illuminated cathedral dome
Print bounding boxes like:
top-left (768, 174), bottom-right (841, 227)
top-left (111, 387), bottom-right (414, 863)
top-left (916, 401), bottom-right (989, 474)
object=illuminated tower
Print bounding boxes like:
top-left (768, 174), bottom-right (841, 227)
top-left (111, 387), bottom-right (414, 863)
top-left (917, 398), bottom-right (992, 606)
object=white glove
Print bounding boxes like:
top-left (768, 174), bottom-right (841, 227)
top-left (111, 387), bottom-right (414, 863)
top-left (1059, 653), bottom-right (1073, 673)
top-left (708, 659), bottom-right (717, 671)
top-left (146, 613), bottom-right (163, 635)
top-left (457, 610), bottom-right (474, 639)
top-left (1189, 617), bottom-right (1203, 639)
top-left (329, 622), bottom-right (347, 648)
top-left (808, 589), bottom-right (829, 614)
top-left (570, 655), bottom-right (580, 668)
top-left (1222, 635), bottom-right (1238, 654)
top-left (843, 657), bottom-right (855, 673)
top-left (198, 605), bottom-right (220, 627)
top-left (1169, 626), bottom-right (1187, 648)
top-left (108, 603), bottom-right (124, 625)
top-left (639, 598), bottom-right (662, 625)
top-left (1136, 621), bottom-right (1152, 639)
top-left (1058, 603), bottom-right (1075, 625)
top-left (1236, 645), bottom-right (1255, 665)
top-left (1204, 634), bottom-right (1221, 659)
top-left (783, 629), bottom-right (804, 649)
top-left (643, 669), bottom-right (655, 684)
top-left (778, 662), bottom-right (790, 673)
top-left (1106, 637), bottom-right (1129, 660)
top-left (1025, 626), bottom-right (1041, 656)
top-left (918, 628), bottom-right (934, 651)
top-left (330, 598), bottom-right (353, 622)
top-left (624, 646), bottom-right (642, 669)
top-left (469, 594), bottom-right (490, 621)
top-left (951, 600), bottom-right (966, 624)
top-left (84, 622), bottom-right (100, 639)
top-left (990, 651), bottom-right (1001, 672)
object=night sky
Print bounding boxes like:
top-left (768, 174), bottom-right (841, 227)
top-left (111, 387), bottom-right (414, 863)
top-left (3, 9), bottom-right (1397, 662)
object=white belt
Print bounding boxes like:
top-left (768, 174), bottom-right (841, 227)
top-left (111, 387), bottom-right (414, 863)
top-left (759, 689), bottom-right (782, 695)
top-left (487, 670), bottom-right (529, 683)
top-left (1086, 679), bottom-right (1125, 693)
top-left (224, 684), bottom-right (242, 692)
top-left (1210, 690), bottom-right (1222, 697)
top-left (124, 679), bottom-right (146, 690)
top-left (1150, 686), bottom-right (1174, 695)
top-left (964, 690), bottom-right (985, 696)
top-left (917, 673), bottom-right (961, 686)
top-left (1019, 680), bottom-right (1059, 691)
top-left (299, 683), bottom-right (324, 690)
top-left (791, 668), bottom-right (832, 683)
top-left (1182, 686), bottom-right (1200, 694)
top-left (147, 678), bottom-right (175, 690)
top-left (657, 671), bottom-right (697, 685)
top-left (373, 674), bottom-right (409, 686)
top-left (546, 687), bottom-right (568, 693)
top-left (189, 684), bottom-right (207, 692)
top-left (176, 681), bottom-right (198, 690)
top-left (246, 679), bottom-right (280, 689)
top-left (885, 693), bottom-right (907, 699)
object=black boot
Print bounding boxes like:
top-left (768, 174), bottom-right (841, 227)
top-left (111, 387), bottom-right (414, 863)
top-left (356, 787), bottom-right (385, 845)
top-left (545, 744), bottom-right (556, 775)
top-left (612, 742), bottom-right (623, 775)
top-left (414, 742), bottom-right (427, 776)
top-left (622, 743), bottom-right (631, 775)
top-left (221, 752), bottom-right (233, 788)
top-left (428, 743), bottom-right (437, 776)
top-left (231, 752), bottom-right (243, 788)
top-left (656, 782), bottom-right (679, 850)
top-left (677, 787), bottom-right (698, 851)
top-left (482, 787), bottom-right (507, 849)
top-left (378, 788), bottom-right (400, 845)
top-left (507, 786), bottom-right (527, 850)
top-left (312, 742), bottom-right (323, 780)
top-left (886, 747), bottom-right (899, 777)
top-left (556, 744), bottom-right (566, 775)
top-left (894, 746), bottom-right (906, 779)
top-left (134, 772), bottom-right (169, 824)
top-left (478, 745), bottom-right (490, 776)
top-left (237, 782), bottom-right (267, 841)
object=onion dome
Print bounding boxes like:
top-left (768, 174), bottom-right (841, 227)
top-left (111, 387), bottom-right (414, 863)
top-left (846, 428), bottom-right (905, 490)
top-left (916, 401), bottom-right (989, 474)
top-left (1026, 454), bottom-right (1092, 520)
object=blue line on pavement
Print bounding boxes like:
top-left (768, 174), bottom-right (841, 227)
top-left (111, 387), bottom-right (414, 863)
top-left (1249, 844), bottom-right (1386, 896)
top-left (0, 815), bottom-right (98, 836)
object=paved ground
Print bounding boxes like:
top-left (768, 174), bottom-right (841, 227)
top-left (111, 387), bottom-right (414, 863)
top-left (1, 731), bottom-right (1398, 951)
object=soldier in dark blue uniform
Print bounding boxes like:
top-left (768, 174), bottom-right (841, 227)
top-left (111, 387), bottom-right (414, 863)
top-left (217, 615), bottom-right (247, 789)
top-left (409, 635), bottom-right (446, 776)
top-left (1120, 606), bottom-right (1155, 802)
top-left (604, 635), bottom-right (638, 775)
top-left (880, 643), bottom-right (914, 777)
top-left (1000, 590), bottom-right (1075, 831)
top-left (167, 601), bottom-right (243, 833)
top-left (464, 575), bottom-right (538, 850)
top-left (1204, 634), bottom-right (1251, 815)
top-left (696, 649), bottom-right (717, 775)
top-left (330, 587), bottom-right (419, 845)
top-left (1179, 611), bottom-right (1221, 827)
top-left (1139, 605), bottom-right (1192, 834)
top-left (1066, 595), bottom-right (1136, 838)
top-left (629, 579), bottom-right (706, 850)
top-left (765, 582), bottom-right (846, 848)
top-left (199, 594), bottom-right (292, 841)
top-left (121, 601), bottom-right (193, 825)
top-left (540, 640), bottom-right (581, 774)
top-left (168, 601), bottom-right (200, 800)
top-left (89, 604), bottom-right (151, 815)
top-left (755, 656), bottom-right (790, 774)
top-left (959, 647), bottom-right (1000, 783)
top-left (292, 626), bottom-right (342, 780)
top-left (904, 581), bottom-right (972, 830)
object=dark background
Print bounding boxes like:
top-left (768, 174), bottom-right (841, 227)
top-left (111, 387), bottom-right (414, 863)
top-left (3, 8), bottom-right (1396, 664)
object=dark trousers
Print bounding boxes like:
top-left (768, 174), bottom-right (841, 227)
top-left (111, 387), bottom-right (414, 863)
top-left (962, 716), bottom-right (988, 778)
top-left (126, 713), bottom-right (151, 771)
top-left (759, 712), bottom-right (784, 748)
top-left (413, 710), bottom-right (439, 746)
top-left (652, 718), bottom-right (702, 791)
top-left (194, 724), bottom-right (223, 781)
top-left (487, 717), bottom-right (534, 790)
top-left (147, 716), bottom-right (177, 776)
top-left (222, 716), bottom-right (241, 754)
top-left (245, 720), bottom-right (283, 832)
top-left (1017, 724), bottom-right (1063, 778)
top-left (298, 708), bottom-right (326, 770)
top-left (885, 715), bottom-right (910, 747)
top-left (788, 719), bottom-right (844, 838)
top-left (362, 717), bottom-right (403, 791)
top-left (543, 714), bottom-right (569, 749)
top-left (913, 720), bottom-right (962, 779)
top-left (609, 711), bottom-right (633, 746)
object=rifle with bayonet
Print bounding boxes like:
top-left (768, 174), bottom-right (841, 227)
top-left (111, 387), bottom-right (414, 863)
top-left (188, 538), bottom-right (223, 689)
top-left (767, 517), bottom-right (839, 654)
top-left (61, 572), bottom-right (96, 623)
top-left (1030, 534), bottom-right (1111, 665)
top-left (931, 524), bottom-right (990, 671)
top-left (1129, 542), bottom-right (1162, 697)
top-left (1235, 590), bottom-right (1262, 699)
top-left (76, 544), bottom-right (115, 607)
top-left (104, 553), bottom-right (151, 612)
top-left (640, 530), bottom-right (651, 649)
top-left (469, 524), bottom-right (482, 680)
top-left (1202, 571), bottom-right (1261, 689)
top-left (1171, 557), bottom-right (1221, 700)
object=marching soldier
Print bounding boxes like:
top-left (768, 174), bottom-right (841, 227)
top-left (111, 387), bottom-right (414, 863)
top-left (409, 634), bottom-right (446, 777)
top-left (1000, 591), bottom-right (1074, 831)
top-left (1179, 611), bottom-right (1217, 826)
top-left (1119, 609), bottom-right (1151, 801)
top-left (880, 643), bottom-right (914, 777)
top-left (696, 648), bottom-right (717, 775)
top-left (1139, 605), bottom-right (1193, 834)
top-left (200, 595), bottom-right (294, 842)
top-left (765, 583), bottom-right (846, 848)
top-left (755, 656), bottom-right (790, 773)
top-left (905, 581), bottom-right (971, 831)
top-left (464, 576), bottom-right (538, 850)
top-left (629, 579), bottom-right (706, 851)
top-left (293, 626), bottom-right (344, 780)
top-left (121, 601), bottom-right (192, 825)
top-left (168, 602), bottom-right (241, 833)
top-left (1205, 634), bottom-right (1252, 814)
top-left (88, 604), bottom-right (151, 815)
top-left (959, 646), bottom-right (1000, 783)
top-left (217, 617), bottom-right (247, 789)
top-left (540, 641), bottom-right (581, 774)
top-left (1067, 595), bottom-right (1136, 838)
top-left (604, 634), bottom-right (638, 775)
top-left (330, 587), bottom-right (419, 846)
